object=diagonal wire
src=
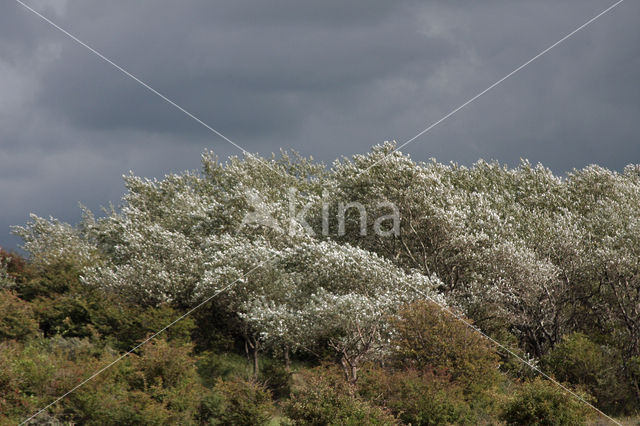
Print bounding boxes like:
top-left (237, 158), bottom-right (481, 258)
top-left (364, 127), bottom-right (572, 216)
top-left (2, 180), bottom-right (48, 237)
top-left (359, 0), bottom-right (625, 177)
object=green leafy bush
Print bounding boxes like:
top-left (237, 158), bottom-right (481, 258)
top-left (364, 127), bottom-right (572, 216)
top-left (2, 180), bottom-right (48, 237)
top-left (197, 351), bottom-right (254, 388)
top-left (543, 332), bottom-right (633, 414)
top-left (392, 301), bottom-right (501, 395)
top-left (15, 261), bottom-right (79, 301)
top-left (0, 338), bottom-right (104, 423)
top-left (0, 337), bottom-right (217, 425)
top-left (284, 367), bottom-right (397, 425)
top-left (213, 377), bottom-right (274, 425)
top-left (63, 341), bottom-right (208, 425)
top-left (500, 378), bottom-right (592, 425)
top-left (11, 261), bottom-right (194, 350)
top-left (358, 367), bottom-right (477, 425)
top-left (76, 339), bottom-right (207, 425)
top-left (104, 303), bottom-right (196, 351)
top-left (0, 249), bottom-right (31, 287)
top-left (0, 342), bottom-right (26, 419)
top-left (0, 290), bottom-right (40, 341)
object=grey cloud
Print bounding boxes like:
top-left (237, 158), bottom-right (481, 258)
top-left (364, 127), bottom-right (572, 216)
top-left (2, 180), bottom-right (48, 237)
top-left (33, 1), bottom-right (452, 143)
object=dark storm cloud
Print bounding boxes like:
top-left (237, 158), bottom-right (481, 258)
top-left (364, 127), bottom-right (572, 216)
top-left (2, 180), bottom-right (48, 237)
top-left (34, 0), bottom-right (452, 142)
top-left (1, 0), bottom-right (639, 251)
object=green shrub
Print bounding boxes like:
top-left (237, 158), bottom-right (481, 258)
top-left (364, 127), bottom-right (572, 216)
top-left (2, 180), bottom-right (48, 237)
top-left (500, 378), bottom-right (592, 425)
top-left (64, 340), bottom-right (209, 425)
top-left (15, 261), bottom-right (79, 301)
top-left (191, 308), bottom-right (239, 353)
top-left (70, 385), bottom-right (175, 425)
top-left (12, 261), bottom-right (112, 339)
top-left (213, 377), bottom-right (274, 425)
top-left (543, 332), bottom-right (633, 414)
top-left (6, 259), bottom-right (194, 349)
top-left (358, 367), bottom-right (478, 425)
top-left (0, 249), bottom-right (31, 287)
top-left (0, 290), bottom-right (40, 341)
top-left (198, 391), bottom-right (226, 425)
top-left (106, 303), bottom-right (196, 351)
top-left (0, 338), bottom-right (103, 423)
top-left (0, 337), bottom-right (216, 425)
top-left (544, 333), bottom-right (608, 386)
top-left (392, 301), bottom-right (501, 395)
top-left (0, 342), bottom-right (27, 419)
top-left (284, 367), bottom-right (397, 425)
top-left (129, 339), bottom-right (199, 391)
top-left (31, 291), bottom-right (98, 339)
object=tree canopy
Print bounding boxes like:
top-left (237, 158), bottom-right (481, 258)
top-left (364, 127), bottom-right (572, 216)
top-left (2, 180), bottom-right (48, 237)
top-left (9, 143), bottom-right (640, 421)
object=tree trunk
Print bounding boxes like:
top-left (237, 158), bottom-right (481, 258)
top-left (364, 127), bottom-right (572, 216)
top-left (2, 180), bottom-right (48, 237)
top-left (340, 356), bottom-right (358, 387)
top-left (351, 365), bottom-right (358, 384)
top-left (253, 344), bottom-right (259, 379)
top-left (284, 345), bottom-right (291, 372)
top-left (340, 357), bottom-right (350, 382)
top-left (245, 335), bottom-right (260, 379)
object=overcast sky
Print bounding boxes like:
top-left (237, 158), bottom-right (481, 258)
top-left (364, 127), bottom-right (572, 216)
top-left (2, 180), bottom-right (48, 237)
top-left (1, 0), bottom-right (639, 251)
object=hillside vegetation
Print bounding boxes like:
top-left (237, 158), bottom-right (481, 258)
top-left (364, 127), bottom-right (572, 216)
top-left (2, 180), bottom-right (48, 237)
top-left (2, 143), bottom-right (640, 424)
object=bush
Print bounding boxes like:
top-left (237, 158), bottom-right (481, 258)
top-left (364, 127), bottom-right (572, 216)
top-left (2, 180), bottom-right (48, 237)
top-left (543, 332), bottom-right (633, 414)
top-left (129, 339), bottom-right (198, 391)
top-left (31, 291), bottom-right (99, 339)
top-left (12, 260), bottom-right (107, 339)
top-left (500, 378), bottom-right (592, 425)
top-left (15, 261), bottom-right (79, 301)
top-left (0, 290), bottom-right (40, 341)
top-left (65, 339), bottom-right (209, 425)
top-left (0, 249), bottom-right (31, 286)
top-left (284, 366), bottom-right (397, 425)
top-left (0, 338), bottom-right (103, 423)
top-left (391, 301), bottom-right (501, 395)
top-left (0, 337), bottom-right (217, 425)
top-left (358, 366), bottom-right (477, 425)
top-left (104, 303), bottom-right (196, 351)
top-left (15, 266), bottom-right (194, 350)
top-left (0, 342), bottom-right (27, 419)
top-left (198, 391), bottom-right (226, 425)
top-left (213, 377), bottom-right (274, 425)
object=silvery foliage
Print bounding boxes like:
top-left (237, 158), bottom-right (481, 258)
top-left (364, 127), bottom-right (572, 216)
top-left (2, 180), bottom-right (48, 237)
top-left (566, 164), bottom-right (640, 354)
top-left (14, 149), bottom-right (442, 362)
top-left (18, 143), bottom-right (640, 359)
top-left (13, 213), bottom-right (99, 269)
top-left (331, 145), bottom-right (570, 348)
top-left (212, 240), bottom-right (443, 359)
top-left (331, 143), bottom-right (640, 355)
